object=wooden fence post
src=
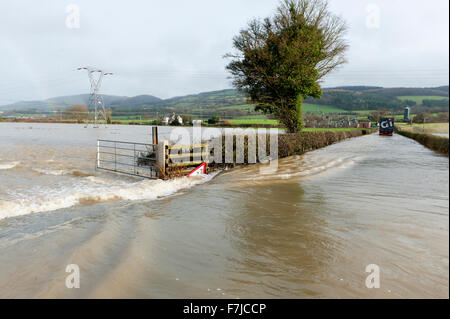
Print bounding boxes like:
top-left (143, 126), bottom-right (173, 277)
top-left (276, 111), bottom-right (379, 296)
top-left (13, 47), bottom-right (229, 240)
top-left (204, 142), bottom-right (209, 172)
top-left (152, 126), bottom-right (158, 152)
top-left (157, 140), bottom-right (168, 178)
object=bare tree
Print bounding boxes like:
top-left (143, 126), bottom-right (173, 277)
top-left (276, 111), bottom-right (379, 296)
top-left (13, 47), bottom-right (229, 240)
top-left (64, 105), bottom-right (89, 121)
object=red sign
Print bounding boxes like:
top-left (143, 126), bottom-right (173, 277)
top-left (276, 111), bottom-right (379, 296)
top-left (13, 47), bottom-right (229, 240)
top-left (187, 163), bottom-right (206, 177)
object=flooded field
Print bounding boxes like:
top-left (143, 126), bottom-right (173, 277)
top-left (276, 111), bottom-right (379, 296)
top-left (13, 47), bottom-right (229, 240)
top-left (399, 123), bottom-right (449, 137)
top-left (0, 122), bottom-right (448, 298)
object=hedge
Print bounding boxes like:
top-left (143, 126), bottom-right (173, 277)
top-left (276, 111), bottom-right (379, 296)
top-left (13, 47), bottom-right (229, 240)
top-left (396, 130), bottom-right (449, 155)
top-left (207, 129), bottom-right (375, 167)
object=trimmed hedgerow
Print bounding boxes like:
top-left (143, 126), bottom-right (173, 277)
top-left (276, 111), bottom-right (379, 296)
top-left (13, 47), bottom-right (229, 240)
top-left (277, 130), bottom-right (369, 158)
top-left (396, 130), bottom-right (449, 156)
top-left (207, 129), bottom-right (375, 167)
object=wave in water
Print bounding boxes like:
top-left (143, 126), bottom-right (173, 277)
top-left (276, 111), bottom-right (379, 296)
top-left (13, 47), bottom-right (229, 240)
top-left (285, 157), bottom-right (356, 179)
top-left (32, 168), bottom-right (67, 176)
top-left (236, 156), bottom-right (357, 185)
top-left (0, 173), bottom-right (217, 220)
top-left (0, 161), bottom-right (20, 170)
top-left (32, 168), bottom-right (93, 177)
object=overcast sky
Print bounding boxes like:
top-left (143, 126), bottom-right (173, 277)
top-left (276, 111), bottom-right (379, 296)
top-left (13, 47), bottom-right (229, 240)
top-left (0, 0), bottom-right (448, 104)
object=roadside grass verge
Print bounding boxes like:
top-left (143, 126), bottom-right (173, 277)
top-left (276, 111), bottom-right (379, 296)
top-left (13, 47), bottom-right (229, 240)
top-left (396, 123), bottom-right (449, 134)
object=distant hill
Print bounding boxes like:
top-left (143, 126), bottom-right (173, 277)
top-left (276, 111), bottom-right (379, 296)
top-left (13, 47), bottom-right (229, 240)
top-left (0, 94), bottom-right (157, 112)
top-left (328, 86), bottom-right (383, 91)
top-left (109, 95), bottom-right (162, 109)
top-left (305, 86), bottom-right (449, 112)
top-left (366, 86), bottom-right (449, 97)
top-left (433, 86), bottom-right (449, 94)
top-left (138, 89), bottom-right (246, 110)
top-left (1, 86), bottom-right (448, 115)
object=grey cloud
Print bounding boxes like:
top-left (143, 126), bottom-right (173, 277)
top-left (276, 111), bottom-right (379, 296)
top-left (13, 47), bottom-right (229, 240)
top-left (0, 0), bottom-right (448, 104)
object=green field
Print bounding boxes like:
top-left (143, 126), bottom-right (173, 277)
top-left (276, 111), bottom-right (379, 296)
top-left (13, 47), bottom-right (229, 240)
top-left (303, 127), bottom-right (369, 132)
top-left (303, 103), bottom-right (346, 114)
top-left (353, 110), bottom-right (376, 114)
top-left (227, 118), bottom-right (280, 125)
top-left (217, 104), bottom-right (256, 111)
top-left (226, 118), bottom-right (371, 131)
top-left (217, 103), bottom-right (346, 114)
top-left (112, 116), bottom-right (145, 120)
top-left (398, 96), bottom-right (449, 104)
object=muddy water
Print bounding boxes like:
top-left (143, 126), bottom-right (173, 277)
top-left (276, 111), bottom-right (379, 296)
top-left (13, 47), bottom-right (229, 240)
top-left (0, 123), bottom-right (448, 298)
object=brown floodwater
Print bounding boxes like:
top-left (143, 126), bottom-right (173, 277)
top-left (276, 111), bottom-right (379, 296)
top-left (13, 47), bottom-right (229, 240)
top-left (0, 122), bottom-right (448, 298)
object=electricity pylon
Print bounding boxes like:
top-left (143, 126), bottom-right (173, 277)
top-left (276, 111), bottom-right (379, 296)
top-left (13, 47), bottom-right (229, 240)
top-left (78, 67), bottom-right (113, 127)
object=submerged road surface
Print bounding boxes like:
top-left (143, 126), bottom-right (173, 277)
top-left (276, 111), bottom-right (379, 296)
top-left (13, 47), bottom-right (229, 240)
top-left (0, 123), bottom-right (448, 298)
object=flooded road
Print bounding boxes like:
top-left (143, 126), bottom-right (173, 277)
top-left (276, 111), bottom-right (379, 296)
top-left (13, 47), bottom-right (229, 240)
top-left (0, 123), bottom-right (448, 298)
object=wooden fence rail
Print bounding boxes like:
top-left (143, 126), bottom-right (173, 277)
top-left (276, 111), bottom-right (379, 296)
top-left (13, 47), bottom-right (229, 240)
top-left (156, 140), bottom-right (209, 176)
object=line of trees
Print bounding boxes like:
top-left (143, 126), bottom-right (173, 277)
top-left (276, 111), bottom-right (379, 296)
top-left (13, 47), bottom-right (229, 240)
top-left (422, 99), bottom-right (449, 107)
top-left (63, 105), bottom-right (112, 124)
top-left (412, 112), bottom-right (449, 124)
top-left (305, 91), bottom-right (405, 111)
top-left (63, 105), bottom-right (89, 120)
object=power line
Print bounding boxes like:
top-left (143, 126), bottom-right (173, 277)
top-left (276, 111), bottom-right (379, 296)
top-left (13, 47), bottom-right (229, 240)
top-left (77, 67), bottom-right (113, 127)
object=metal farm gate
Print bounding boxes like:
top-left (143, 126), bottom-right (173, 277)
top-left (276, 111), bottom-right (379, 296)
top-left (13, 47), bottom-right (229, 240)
top-left (96, 139), bottom-right (159, 179)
